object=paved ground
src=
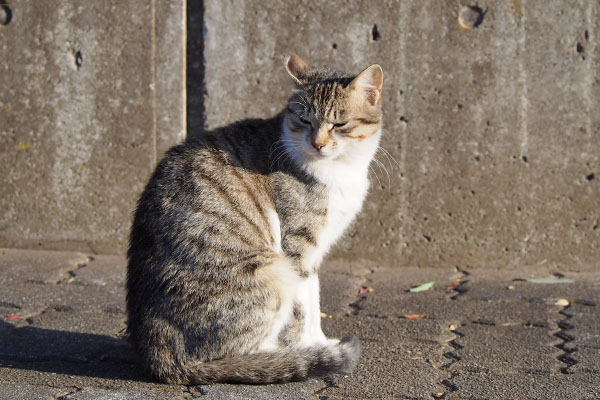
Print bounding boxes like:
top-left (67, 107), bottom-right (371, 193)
top-left (0, 248), bottom-right (598, 399)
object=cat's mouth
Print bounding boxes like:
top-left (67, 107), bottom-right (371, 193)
top-left (301, 143), bottom-right (335, 161)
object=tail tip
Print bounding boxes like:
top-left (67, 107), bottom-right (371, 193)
top-left (339, 335), bottom-right (362, 373)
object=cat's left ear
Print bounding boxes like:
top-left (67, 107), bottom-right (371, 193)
top-left (285, 52), bottom-right (311, 84)
top-left (349, 64), bottom-right (383, 106)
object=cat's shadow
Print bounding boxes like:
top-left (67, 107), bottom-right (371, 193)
top-left (0, 320), bottom-right (150, 382)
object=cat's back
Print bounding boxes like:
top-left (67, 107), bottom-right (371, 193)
top-left (164, 114), bottom-right (283, 182)
top-left (128, 115), bottom-right (284, 273)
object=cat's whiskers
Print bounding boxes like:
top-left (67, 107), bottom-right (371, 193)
top-left (368, 165), bottom-right (383, 188)
top-left (269, 139), bottom-right (297, 171)
top-left (372, 157), bottom-right (391, 189)
top-left (376, 145), bottom-right (401, 169)
top-left (288, 101), bottom-right (309, 109)
top-left (268, 142), bottom-right (287, 171)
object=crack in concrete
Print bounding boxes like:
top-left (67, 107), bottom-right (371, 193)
top-left (438, 328), bottom-right (465, 398)
top-left (54, 385), bottom-right (83, 400)
top-left (182, 385), bottom-right (207, 398)
top-left (441, 329), bottom-right (464, 369)
top-left (345, 267), bottom-right (378, 316)
top-left (0, 300), bottom-right (22, 309)
top-left (56, 256), bottom-right (95, 285)
top-left (553, 305), bottom-right (578, 374)
top-left (21, 305), bottom-right (76, 324)
top-left (440, 373), bottom-right (459, 395)
top-left (449, 268), bottom-right (470, 300)
top-left (313, 375), bottom-right (339, 398)
top-left (348, 296), bottom-right (367, 316)
top-left (437, 268), bottom-right (470, 398)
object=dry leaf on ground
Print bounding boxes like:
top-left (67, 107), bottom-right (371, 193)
top-left (359, 286), bottom-right (374, 294)
top-left (555, 298), bottom-right (570, 306)
top-left (402, 314), bottom-right (425, 319)
top-left (409, 281), bottom-right (435, 292)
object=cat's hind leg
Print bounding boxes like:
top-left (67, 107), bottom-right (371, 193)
top-left (254, 257), bottom-right (301, 352)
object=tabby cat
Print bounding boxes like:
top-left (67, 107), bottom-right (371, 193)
top-left (126, 53), bottom-right (384, 384)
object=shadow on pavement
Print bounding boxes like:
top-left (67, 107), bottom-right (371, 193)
top-left (0, 320), bottom-right (150, 382)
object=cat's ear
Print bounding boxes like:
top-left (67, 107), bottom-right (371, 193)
top-left (349, 64), bottom-right (383, 106)
top-left (284, 52), bottom-right (311, 84)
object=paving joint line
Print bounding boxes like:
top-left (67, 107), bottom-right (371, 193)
top-left (437, 268), bottom-right (471, 398)
top-left (313, 375), bottom-right (339, 398)
top-left (345, 266), bottom-right (379, 316)
top-left (449, 267), bottom-right (470, 300)
top-left (54, 385), bottom-right (83, 400)
top-left (56, 256), bottom-right (95, 285)
top-left (553, 305), bottom-right (578, 374)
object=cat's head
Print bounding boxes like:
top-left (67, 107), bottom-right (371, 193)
top-left (282, 53), bottom-right (383, 165)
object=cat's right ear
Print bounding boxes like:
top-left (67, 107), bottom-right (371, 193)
top-left (284, 52), bottom-right (310, 85)
top-left (349, 64), bottom-right (383, 106)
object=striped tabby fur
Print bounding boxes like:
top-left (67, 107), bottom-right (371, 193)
top-left (126, 53), bottom-right (383, 384)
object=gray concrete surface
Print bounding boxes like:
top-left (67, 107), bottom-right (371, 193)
top-left (202, 0), bottom-right (599, 270)
top-left (0, 1), bottom-right (185, 254)
top-left (1, 248), bottom-right (599, 399)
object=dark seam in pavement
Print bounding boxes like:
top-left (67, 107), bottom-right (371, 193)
top-left (348, 296), bottom-right (366, 316)
top-left (54, 385), bottom-right (83, 400)
top-left (438, 267), bottom-right (470, 398)
top-left (346, 267), bottom-right (378, 316)
top-left (553, 305), bottom-right (578, 374)
top-left (57, 256), bottom-right (95, 285)
top-left (0, 300), bottom-right (21, 309)
top-left (182, 385), bottom-right (207, 398)
top-left (441, 329), bottom-right (464, 370)
top-left (440, 373), bottom-right (459, 395)
top-left (313, 375), bottom-right (339, 397)
top-left (438, 328), bottom-right (465, 398)
top-left (449, 268), bottom-right (470, 300)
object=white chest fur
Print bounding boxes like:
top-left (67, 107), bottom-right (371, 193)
top-left (321, 179), bottom-right (368, 253)
top-left (303, 154), bottom-right (374, 271)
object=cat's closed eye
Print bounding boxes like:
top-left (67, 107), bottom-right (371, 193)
top-left (298, 116), bottom-right (311, 125)
top-left (333, 122), bottom-right (347, 128)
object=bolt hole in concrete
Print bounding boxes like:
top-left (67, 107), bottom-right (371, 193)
top-left (371, 24), bottom-right (380, 41)
top-left (74, 50), bottom-right (83, 69)
top-left (458, 5), bottom-right (484, 30)
top-left (0, 2), bottom-right (12, 25)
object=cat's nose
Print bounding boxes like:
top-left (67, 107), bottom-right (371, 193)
top-left (312, 141), bottom-right (325, 151)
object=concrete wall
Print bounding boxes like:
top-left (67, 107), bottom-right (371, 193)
top-left (0, 1), bottom-right (185, 254)
top-left (203, 0), bottom-right (599, 270)
top-left (1, 1), bottom-right (598, 270)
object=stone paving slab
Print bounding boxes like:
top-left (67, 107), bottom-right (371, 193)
top-left (0, 248), bottom-right (91, 285)
top-left (450, 371), bottom-right (600, 400)
top-left (0, 279), bottom-right (124, 317)
top-left (449, 323), bottom-right (557, 374)
top-left (1, 249), bottom-right (599, 399)
top-left (0, 386), bottom-right (64, 400)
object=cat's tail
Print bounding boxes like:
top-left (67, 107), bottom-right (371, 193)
top-left (169, 336), bottom-right (361, 385)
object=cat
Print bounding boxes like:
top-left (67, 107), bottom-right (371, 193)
top-left (126, 52), bottom-right (384, 384)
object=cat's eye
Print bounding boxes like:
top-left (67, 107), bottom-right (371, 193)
top-left (333, 122), bottom-right (348, 128)
top-left (298, 116), bottom-right (311, 125)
